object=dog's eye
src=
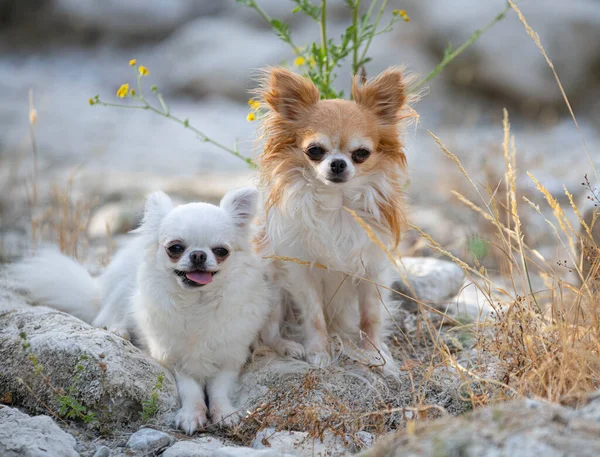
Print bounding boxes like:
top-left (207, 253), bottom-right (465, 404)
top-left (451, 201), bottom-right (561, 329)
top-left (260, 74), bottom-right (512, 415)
top-left (212, 247), bottom-right (229, 258)
top-left (305, 145), bottom-right (326, 161)
top-left (352, 148), bottom-right (371, 163)
top-left (167, 244), bottom-right (185, 256)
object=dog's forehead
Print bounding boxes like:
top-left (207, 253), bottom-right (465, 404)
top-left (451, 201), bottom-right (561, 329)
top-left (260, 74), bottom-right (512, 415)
top-left (302, 100), bottom-right (378, 150)
top-left (159, 202), bottom-right (235, 245)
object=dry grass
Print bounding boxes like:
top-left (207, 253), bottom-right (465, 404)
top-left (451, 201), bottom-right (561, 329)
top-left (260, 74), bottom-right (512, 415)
top-left (433, 110), bottom-right (600, 404)
top-left (24, 93), bottom-right (97, 260)
top-left (4, 4), bottom-right (599, 454)
top-left (30, 173), bottom-right (97, 260)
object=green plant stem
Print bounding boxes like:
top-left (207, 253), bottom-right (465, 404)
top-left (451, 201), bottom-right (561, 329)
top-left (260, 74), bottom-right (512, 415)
top-left (358, 0), bottom-right (389, 71)
top-left (96, 100), bottom-right (256, 168)
top-left (352, 0), bottom-right (360, 76)
top-left (320, 0), bottom-right (330, 87)
top-left (412, 3), bottom-right (511, 92)
top-left (250, 0), bottom-right (300, 52)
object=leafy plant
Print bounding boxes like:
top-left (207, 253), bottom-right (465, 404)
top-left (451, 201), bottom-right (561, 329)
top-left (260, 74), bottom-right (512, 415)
top-left (91, 1), bottom-right (511, 167)
top-left (238, 0), bottom-right (409, 99)
top-left (19, 333), bottom-right (99, 426)
top-left (56, 355), bottom-right (98, 424)
top-left (140, 372), bottom-right (165, 423)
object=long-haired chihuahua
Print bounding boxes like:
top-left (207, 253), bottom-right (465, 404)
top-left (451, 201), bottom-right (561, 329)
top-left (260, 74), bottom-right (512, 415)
top-left (255, 67), bottom-right (410, 368)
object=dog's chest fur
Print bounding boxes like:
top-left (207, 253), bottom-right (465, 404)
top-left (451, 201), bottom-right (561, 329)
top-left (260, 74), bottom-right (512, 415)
top-left (133, 254), bottom-right (270, 379)
top-left (265, 183), bottom-right (389, 273)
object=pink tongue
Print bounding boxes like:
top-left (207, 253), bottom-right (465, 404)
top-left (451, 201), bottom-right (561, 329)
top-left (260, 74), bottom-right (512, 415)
top-left (185, 271), bottom-right (213, 285)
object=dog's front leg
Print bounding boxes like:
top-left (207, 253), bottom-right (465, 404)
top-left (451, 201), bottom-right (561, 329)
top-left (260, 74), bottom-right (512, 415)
top-left (174, 372), bottom-right (207, 435)
top-left (286, 265), bottom-right (330, 367)
top-left (206, 370), bottom-right (241, 427)
top-left (357, 279), bottom-right (394, 371)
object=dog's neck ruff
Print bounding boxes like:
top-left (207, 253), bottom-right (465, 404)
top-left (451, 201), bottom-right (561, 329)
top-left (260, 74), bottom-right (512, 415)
top-left (263, 169), bottom-right (399, 271)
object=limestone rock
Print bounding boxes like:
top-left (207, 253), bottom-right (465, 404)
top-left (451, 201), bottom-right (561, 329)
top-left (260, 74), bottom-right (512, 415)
top-left (411, 0), bottom-right (600, 103)
top-left (0, 307), bottom-right (178, 425)
top-left (358, 397), bottom-right (600, 457)
top-left (389, 257), bottom-right (465, 312)
top-left (162, 437), bottom-right (225, 457)
top-left (252, 428), bottom-right (346, 457)
top-left (0, 405), bottom-right (79, 457)
top-left (125, 427), bottom-right (174, 452)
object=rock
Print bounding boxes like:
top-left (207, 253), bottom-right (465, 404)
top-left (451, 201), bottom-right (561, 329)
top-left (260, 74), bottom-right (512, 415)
top-left (411, 0), bottom-right (600, 103)
top-left (92, 446), bottom-right (111, 457)
top-left (358, 396), bottom-right (600, 457)
top-left (0, 269), bottom-right (31, 313)
top-left (125, 427), bottom-right (173, 452)
top-left (50, 0), bottom-right (224, 37)
top-left (157, 16), bottom-right (288, 100)
top-left (87, 201), bottom-right (144, 239)
top-left (0, 405), bottom-right (79, 457)
top-left (0, 307), bottom-right (179, 425)
top-left (389, 257), bottom-right (465, 312)
top-left (252, 428), bottom-right (346, 457)
top-left (238, 354), bottom-right (474, 456)
top-left (214, 448), bottom-right (296, 457)
top-left (162, 437), bottom-right (225, 457)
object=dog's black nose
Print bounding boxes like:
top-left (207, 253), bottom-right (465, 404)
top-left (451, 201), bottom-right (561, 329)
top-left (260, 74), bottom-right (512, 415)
top-left (330, 159), bottom-right (347, 175)
top-left (189, 250), bottom-right (207, 264)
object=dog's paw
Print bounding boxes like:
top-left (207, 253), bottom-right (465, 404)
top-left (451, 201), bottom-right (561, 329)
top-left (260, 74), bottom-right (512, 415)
top-left (305, 350), bottom-right (332, 368)
top-left (175, 408), bottom-right (207, 435)
top-left (361, 341), bottom-right (398, 375)
top-left (210, 405), bottom-right (241, 428)
top-left (277, 339), bottom-right (305, 359)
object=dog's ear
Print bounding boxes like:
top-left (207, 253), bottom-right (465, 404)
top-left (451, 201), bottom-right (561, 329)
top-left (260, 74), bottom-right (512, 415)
top-left (261, 67), bottom-right (319, 121)
top-left (132, 191), bottom-right (174, 237)
top-left (352, 68), bottom-right (406, 125)
top-left (220, 187), bottom-right (258, 233)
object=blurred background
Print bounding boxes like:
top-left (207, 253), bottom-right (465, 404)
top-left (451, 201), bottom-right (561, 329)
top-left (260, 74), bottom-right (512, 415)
top-left (1, 0), bottom-right (599, 272)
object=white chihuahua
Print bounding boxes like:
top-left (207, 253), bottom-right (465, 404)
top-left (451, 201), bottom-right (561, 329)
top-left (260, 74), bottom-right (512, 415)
top-left (12, 188), bottom-right (271, 434)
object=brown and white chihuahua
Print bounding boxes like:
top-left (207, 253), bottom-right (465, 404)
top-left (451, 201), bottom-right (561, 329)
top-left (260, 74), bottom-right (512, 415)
top-left (255, 67), bottom-right (410, 368)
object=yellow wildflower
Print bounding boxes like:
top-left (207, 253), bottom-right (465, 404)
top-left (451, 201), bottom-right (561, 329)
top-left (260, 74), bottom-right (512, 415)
top-left (246, 112), bottom-right (256, 122)
top-left (393, 9), bottom-right (410, 22)
top-left (130, 88), bottom-right (136, 96)
top-left (139, 66), bottom-right (149, 76)
top-left (116, 83), bottom-right (129, 98)
top-left (247, 99), bottom-right (261, 111)
top-left (129, 59), bottom-right (137, 66)
top-left (294, 56), bottom-right (306, 66)
top-left (88, 98), bottom-right (94, 106)
top-left (308, 56), bottom-right (316, 68)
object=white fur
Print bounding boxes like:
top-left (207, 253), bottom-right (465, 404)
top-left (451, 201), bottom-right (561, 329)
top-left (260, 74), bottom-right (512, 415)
top-left (260, 167), bottom-right (399, 369)
top-left (12, 188), bottom-right (272, 434)
top-left (10, 247), bottom-right (101, 323)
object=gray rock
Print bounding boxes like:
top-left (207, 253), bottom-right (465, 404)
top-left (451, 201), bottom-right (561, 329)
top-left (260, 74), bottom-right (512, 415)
top-left (0, 405), bottom-right (79, 457)
top-left (411, 0), bottom-right (600, 103)
top-left (239, 354), bottom-right (474, 456)
top-left (252, 428), bottom-right (345, 457)
top-left (358, 395), bottom-right (600, 457)
top-left (92, 446), bottom-right (111, 457)
top-left (125, 427), bottom-right (173, 452)
top-left (0, 307), bottom-right (179, 425)
top-left (389, 257), bottom-right (465, 312)
top-left (214, 448), bottom-right (296, 457)
top-left (50, 0), bottom-right (224, 37)
top-left (157, 17), bottom-right (288, 100)
top-left (163, 437), bottom-right (225, 457)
